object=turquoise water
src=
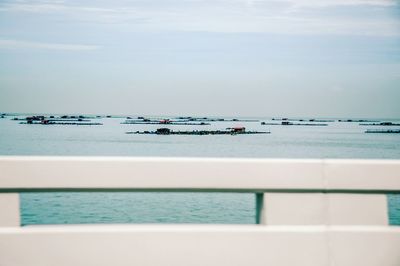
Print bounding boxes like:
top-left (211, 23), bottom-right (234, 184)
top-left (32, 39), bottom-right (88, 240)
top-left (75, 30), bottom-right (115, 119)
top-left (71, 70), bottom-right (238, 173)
top-left (389, 194), bottom-right (400, 225)
top-left (0, 115), bottom-right (399, 225)
top-left (21, 192), bottom-right (256, 224)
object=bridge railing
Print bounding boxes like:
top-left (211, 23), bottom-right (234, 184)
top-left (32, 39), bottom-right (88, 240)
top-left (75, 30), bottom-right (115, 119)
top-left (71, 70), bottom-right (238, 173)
top-left (0, 157), bottom-right (399, 266)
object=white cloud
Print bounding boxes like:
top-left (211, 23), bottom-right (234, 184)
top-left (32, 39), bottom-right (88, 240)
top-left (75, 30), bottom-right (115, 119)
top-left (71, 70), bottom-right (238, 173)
top-left (0, 0), bottom-right (399, 36)
top-left (0, 39), bottom-right (100, 51)
top-left (284, 0), bottom-right (396, 8)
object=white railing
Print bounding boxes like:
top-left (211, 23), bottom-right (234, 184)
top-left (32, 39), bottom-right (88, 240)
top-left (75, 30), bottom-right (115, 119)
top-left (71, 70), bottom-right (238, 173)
top-left (0, 157), bottom-right (399, 266)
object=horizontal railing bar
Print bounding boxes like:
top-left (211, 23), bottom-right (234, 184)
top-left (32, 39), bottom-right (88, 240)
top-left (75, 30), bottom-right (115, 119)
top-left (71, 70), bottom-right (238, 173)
top-left (1, 189), bottom-right (400, 194)
top-left (1, 156), bottom-right (399, 192)
top-left (4, 224), bottom-right (400, 232)
top-left (1, 225), bottom-right (400, 266)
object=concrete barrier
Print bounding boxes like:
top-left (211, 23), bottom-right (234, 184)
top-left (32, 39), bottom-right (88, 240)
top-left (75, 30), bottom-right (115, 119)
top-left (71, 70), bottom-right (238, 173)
top-left (0, 157), bottom-right (399, 266)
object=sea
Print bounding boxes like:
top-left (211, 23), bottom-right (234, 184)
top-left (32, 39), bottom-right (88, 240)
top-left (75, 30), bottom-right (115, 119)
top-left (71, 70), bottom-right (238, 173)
top-left (0, 114), bottom-right (399, 225)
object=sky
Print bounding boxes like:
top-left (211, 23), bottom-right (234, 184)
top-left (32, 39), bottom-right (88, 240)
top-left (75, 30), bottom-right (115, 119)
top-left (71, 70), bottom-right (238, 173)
top-left (0, 0), bottom-right (399, 118)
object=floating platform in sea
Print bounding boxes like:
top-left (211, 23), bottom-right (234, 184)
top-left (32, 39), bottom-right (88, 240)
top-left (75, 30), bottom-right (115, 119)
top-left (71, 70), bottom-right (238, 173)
top-left (125, 117), bottom-right (259, 123)
top-left (338, 119), bottom-right (379, 123)
top-left (20, 121), bottom-right (102, 126)
top-left (121, 120), bottom-right (210, 126)
top-left (365, 129), bottom-right (400, 134)
top-left (261, 121), bottom-right (328, 126)
top-left (126, 127), bottom-right (270, 135)
top-left (360, 122), bottom-right (400, 126)
top-left (46, 119), bottom-right (91, 122)
top-left (12, 115), bottom-right (98, 121)
top-left (173, 117), bottom-right (260, 122)
top-left (272, 118), bottom-right (334, 123)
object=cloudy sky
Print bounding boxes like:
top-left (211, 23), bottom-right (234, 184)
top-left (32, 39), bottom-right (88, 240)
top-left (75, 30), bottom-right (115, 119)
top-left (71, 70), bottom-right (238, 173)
top-left (0, 0), bottom-right (399, 118)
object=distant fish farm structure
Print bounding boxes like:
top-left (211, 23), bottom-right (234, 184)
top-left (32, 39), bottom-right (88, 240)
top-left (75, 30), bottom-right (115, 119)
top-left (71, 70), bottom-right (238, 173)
top-left (365, 129), bottom-right (400, 134)
top-left (121, 119), bottom-right (210, 126)
top-left (20, 121), bottom-right (103, 126)
top-left (338, 119), bottom-right (379, 123)
top-left (126, 127), bottom-right (270, 135)
top-left (122, 117), bottom-right (259, 124)
top-left (174, 117), bottom-right (259, 122)
top-left (261, 121), bottom-right (328, 126)
top-left (271, 118), bottom-right (334, 123)
top-left (360, 122), bottom-right (400, 126)
top-left (13, 115), bottom-right (96, 121)
top-left (17, 115), bottom-right (102, 125)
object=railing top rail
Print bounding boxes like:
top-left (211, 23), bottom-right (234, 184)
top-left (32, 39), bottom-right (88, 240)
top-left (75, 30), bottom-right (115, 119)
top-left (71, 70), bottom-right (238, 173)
top-left (0, 156), bottom-right (399, 193)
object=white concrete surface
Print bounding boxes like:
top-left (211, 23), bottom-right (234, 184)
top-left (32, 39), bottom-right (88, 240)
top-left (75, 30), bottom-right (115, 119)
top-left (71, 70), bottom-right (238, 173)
top-left (0, 225), bottom-right (399, 266)
top-left (328, 194), bottom-right (388, 225)
top-left (0, 157), bottom-right (399, 192)
top-left (329, 227), bottom-right (400, 266)
top-left (325, 159), bottom-right (400, 191)
top-left (0, 157), bottom-right (399, 265)
top-left (262, 193), bottom-right (389, 225)
top-left (0, 157), bottom-right (325, 191)
top-left (263, 193), bottom-right (327, 225)
top-left (0, 193), bottom-right (20, 226)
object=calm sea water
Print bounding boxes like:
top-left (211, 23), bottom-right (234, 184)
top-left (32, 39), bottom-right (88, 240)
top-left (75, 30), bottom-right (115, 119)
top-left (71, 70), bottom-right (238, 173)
top-left (0, 115), bottom-right (399, 225)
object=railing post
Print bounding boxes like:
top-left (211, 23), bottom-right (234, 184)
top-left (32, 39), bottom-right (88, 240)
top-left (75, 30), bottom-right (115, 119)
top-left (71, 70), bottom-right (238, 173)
top-left (326, 194), bottom-right (389, 225)
top-left (0, 193), bottom-right (20, 227)
top-left (260, 193), bottom-right (389, 226)
top-left (255, 193), bottom-right (265, 224)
